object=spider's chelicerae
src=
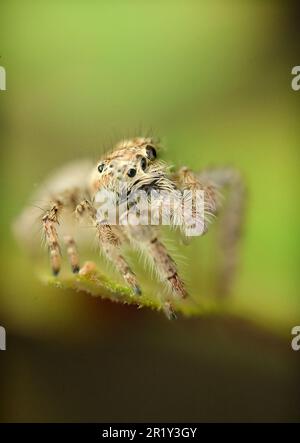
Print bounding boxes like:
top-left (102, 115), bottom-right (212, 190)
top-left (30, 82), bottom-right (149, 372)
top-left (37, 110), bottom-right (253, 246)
top-left (16, 137), bottom-right (245, 318)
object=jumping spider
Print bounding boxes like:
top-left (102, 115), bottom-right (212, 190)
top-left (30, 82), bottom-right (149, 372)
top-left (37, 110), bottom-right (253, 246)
top-left (15, 137), bottom-right (245, 318)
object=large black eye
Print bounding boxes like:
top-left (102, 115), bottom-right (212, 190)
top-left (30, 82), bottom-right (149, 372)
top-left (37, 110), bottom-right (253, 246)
top-left (146, 145), bottom-right (157, 160)
top-left (98, 163), bottom-right (104, 173)
top-left (127, 168), bottom-right (136, 178)
top-left (141, 157), bottom-right (147, 171)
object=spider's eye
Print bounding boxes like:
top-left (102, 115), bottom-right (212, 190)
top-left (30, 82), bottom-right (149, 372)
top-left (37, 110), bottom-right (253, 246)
top-left (141, 157), bottom-right (147, 171)
top-left (146, 145), bottom-right (157, 160)
top-left (127, 168), bottom-right (137, 178)
top-left (98, 163), bottom-right (104, 173)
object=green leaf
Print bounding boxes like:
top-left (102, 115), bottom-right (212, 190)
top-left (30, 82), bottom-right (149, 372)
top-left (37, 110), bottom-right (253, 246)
top-left (40, 262), bottom-right (220, 319)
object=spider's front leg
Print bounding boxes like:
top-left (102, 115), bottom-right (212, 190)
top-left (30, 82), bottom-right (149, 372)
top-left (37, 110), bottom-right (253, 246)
top-left (171, 166), bottom-right (219, 237)
top-left (198, 167), bottom-right (246, 296)
top-left (75, 200), bottom-right (141, 295)
top-left (42, 201), bottom-right (62, 275)
top-left (97, 224), bottom-right (142, 295)
top-left (63, 235), bottom-right (80, 274)
top-left (126, 225), bottom-right (187, 308)
top-left (43, 193), bottom-right (81, 275)
top-left (173, 166), bottom-right (246, 296)
top-left (147, 236), bottom-right (187, 298)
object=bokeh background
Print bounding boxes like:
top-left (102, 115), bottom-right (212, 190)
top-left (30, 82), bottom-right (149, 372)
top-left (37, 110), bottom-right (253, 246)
top-left (0, 0), bottom-right (299, 422)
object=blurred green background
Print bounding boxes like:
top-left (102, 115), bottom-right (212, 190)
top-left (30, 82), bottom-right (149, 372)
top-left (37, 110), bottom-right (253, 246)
top-left (0, 0), bottom-right (299, 422)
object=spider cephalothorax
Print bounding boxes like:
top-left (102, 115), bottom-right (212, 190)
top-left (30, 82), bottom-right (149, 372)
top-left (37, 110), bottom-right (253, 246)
top-left (15, 136), bottom-right (245, 318)
top-left (90, 137), bottom-right (175, 197)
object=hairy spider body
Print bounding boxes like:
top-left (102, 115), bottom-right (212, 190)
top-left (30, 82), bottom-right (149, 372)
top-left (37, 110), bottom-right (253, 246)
top-left (14, 137), bottom-right (245, 318)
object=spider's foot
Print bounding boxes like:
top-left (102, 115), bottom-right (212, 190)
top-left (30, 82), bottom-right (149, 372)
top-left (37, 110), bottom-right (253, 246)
top-left (132, 285), bottom-right (142, 296)
top-left (168, 273), bottom-right (188, 299)
top-left (72, 264), bottom-right (80, 274)
top-left (163, 302), bottom-right (177, 320)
